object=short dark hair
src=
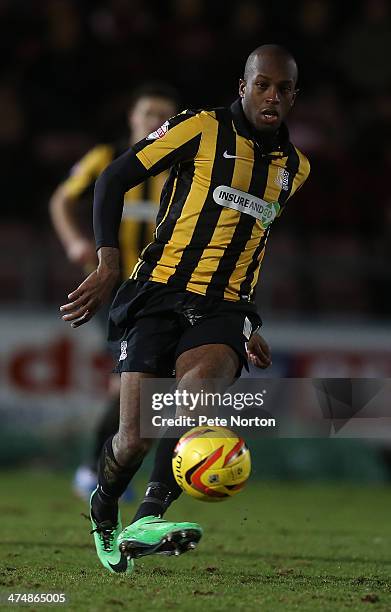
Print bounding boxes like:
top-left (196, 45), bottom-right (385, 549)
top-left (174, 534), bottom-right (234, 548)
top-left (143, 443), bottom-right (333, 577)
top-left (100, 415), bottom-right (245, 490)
top-left (128, 82), bottom-right (180, 111)
top-left (244, 44), bottom-right (298, 84)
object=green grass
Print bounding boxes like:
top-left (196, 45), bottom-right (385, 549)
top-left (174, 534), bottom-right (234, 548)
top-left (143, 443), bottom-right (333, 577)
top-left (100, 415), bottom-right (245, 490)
top-left (1, 471), bottom-right (391, 611)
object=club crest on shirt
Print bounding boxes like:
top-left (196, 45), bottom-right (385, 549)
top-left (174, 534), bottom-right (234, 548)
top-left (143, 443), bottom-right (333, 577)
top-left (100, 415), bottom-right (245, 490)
top-left (146, 120), bottom-right (170, 140)
top-left (275, 167), bottom-right (290, 191)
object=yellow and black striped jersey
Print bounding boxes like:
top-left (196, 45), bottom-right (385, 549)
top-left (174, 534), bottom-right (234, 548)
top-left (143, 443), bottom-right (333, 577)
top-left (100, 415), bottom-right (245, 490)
top-left (95, 99), bottom-right (310, 302)
top-left (61, 143), bottom-right (168, 278)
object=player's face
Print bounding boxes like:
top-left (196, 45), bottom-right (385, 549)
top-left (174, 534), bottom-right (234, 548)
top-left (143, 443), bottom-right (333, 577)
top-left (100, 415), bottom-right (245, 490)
top-left (239, 54), bottom-right (298, 132)
top-left (129, 96), bottom-right (177, 140)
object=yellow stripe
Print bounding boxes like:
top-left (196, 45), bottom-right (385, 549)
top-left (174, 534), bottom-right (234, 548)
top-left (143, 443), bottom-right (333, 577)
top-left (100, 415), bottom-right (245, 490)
top-left (263, 159), bottom-right (285, 202)
top-left (223, 223), bottom-right (263, 300)
top-left (250, 247), bottom-right (268, 296)
top-left (223, 139), bottom-right (258, 300)
top-left (136, 114), bottom-right (201, 170)
top-left (223, 152), bottom-right (286, 300)
top-left (186, 136), bottom-right (254, 292)
top-left (154, 175), bottom-right (178, 239)
top-left (291, 147), bottom-right (310, 195)
top-left (150, 172), bottom-right (167, 205)
top-left (150, 113), bottom-right (218, 284)
top-left (130, 257), bottom-right (144, 279)
top-left (231, 139), bottom-right (254, 192)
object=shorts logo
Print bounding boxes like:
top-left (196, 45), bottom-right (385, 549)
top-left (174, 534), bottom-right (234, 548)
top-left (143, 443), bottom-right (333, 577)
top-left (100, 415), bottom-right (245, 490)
top-left (213, 185), bottom-right (280, 228)
top-left (119, 341), bottom-right (127, 361)
top-left (146, 120), bottom-right (170, 140)
top-left (243, 316), bottom-right (252, 340)
top-left (275, 167), bottom-right (290, 191)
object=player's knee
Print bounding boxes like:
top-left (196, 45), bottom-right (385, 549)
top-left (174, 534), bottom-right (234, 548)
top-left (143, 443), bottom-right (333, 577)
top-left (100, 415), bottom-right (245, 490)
top-left (176, 345), bottom-right (238, 383)
top-left (178, 365), bottom-right (229, 392)
top-left (179, 365), bottom-right (212, 388)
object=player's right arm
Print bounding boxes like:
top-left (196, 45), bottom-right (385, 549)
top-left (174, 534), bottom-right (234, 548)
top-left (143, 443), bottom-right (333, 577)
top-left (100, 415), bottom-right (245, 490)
top-left (61, 111), bottom-right (203, 327)
top-left (50, 146), bottom-right (112, 268)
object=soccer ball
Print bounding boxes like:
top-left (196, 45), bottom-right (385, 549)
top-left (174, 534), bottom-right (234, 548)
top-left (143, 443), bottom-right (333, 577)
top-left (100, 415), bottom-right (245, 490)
top-left (172, 426), bottom-right (251, 502)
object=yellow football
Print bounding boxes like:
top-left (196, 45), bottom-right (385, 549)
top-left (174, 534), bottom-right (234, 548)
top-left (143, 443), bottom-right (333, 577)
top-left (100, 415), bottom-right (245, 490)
top-left (172, 426), bottom-right (251, 502)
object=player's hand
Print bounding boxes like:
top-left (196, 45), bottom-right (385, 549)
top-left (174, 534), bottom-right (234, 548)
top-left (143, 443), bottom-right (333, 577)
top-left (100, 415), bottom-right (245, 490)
top-left (60, 267), bottom-right (118, 327)
top-left (246, 333), bottom-right (272, 369)
top-left (60, 247), bottom-right (120, 328)
top-left (66, 238), bottom-right (97, 268)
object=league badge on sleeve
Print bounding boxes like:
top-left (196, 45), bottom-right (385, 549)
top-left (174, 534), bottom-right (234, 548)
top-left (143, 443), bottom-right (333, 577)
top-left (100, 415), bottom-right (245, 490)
top-left (146, 120), bottom-right (170, 140)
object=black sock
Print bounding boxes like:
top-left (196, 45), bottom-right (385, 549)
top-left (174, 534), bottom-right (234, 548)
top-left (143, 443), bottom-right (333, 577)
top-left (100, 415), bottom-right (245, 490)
top-left (132, 434), bottom-right (182, 522)
top-left (92, 436), bottom-right (142, 524)
top-left (91, 396), bottom-right (120, 469)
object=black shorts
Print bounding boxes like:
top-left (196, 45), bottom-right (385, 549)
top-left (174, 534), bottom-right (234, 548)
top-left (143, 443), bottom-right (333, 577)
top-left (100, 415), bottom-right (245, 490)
top-left (107, 280), bottom-right (261, 377)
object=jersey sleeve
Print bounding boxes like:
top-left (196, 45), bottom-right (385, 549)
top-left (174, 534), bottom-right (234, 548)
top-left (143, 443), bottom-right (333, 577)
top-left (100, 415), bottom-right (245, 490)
top-left (93, 110), bottom-right (203, 250)
top-left (133, 110), bottom-right (203, 174)
top-left (61, 145), bottom-right (113, 199)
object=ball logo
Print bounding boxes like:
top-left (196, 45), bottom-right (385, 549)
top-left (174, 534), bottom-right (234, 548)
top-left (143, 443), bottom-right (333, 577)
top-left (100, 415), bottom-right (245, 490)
top-left (213, 185), bottom-right (280, 228)
top-left (174, 454), bottom-right (184, 485)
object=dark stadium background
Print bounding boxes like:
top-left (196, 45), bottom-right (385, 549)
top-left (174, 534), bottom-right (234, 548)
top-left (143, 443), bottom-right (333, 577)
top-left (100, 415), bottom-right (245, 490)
top-left (0, 0), bottom-right (390, 477)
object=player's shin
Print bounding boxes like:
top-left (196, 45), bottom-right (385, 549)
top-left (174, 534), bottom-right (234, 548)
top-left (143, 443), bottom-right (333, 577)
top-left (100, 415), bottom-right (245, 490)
top-left (91, 435), bottom-right (142, 524)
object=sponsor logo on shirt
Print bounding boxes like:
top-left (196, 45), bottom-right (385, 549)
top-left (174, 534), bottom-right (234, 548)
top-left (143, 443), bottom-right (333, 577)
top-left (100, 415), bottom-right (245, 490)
top-left (213, 185), bottom-right (280, 228)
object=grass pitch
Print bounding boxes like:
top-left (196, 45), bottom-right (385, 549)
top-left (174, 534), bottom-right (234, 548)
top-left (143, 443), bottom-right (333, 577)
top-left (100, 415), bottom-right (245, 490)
top-left (1, 471), bottom-right (391, 611)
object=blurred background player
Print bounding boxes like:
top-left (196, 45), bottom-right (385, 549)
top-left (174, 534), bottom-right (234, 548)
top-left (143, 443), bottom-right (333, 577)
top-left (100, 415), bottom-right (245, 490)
top-left (50, 82), bottom-right (179, 499)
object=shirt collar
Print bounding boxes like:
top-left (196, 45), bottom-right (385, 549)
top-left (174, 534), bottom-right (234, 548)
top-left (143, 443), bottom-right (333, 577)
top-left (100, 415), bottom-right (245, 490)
top-left (230, 98), bottom-right (290, 157)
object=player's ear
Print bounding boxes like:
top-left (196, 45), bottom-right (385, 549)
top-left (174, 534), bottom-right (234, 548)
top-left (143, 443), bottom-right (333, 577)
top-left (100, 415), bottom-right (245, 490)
top-left (239, 78), bottom-right (246, 99)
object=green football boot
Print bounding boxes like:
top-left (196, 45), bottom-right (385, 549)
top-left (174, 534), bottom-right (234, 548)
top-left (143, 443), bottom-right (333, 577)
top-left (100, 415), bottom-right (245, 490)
top-left (89, 488), bottom-right (134, 574)
top-left (117, 515), bottom-right (202, 559)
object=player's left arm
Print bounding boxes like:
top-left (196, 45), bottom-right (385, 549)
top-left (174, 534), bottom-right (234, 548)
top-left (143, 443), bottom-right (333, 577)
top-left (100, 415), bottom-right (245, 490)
top-left (246, 333), bottom-right (271, 369)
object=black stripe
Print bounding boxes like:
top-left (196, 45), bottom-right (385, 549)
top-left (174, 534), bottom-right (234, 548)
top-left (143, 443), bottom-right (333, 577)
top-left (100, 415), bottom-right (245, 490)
top-left (238, 149), bottom-right (300, 296)
top-left (238, 228), bottom-right (269, 298)
top-left (135, 158), bottom-right (197, 278)
top-left (134, 132), bottom-right (201, 279)
top-left (148, 134), bottom-right (201, 176)
top-left (169, 110), bottom-right (237, 290)
top-left (206, 214), bottom-right (255, 298)
top-left (155, 168), bottom-right (177, 229)
top-left (239, 149), bottom-right (299, 297)
top-left (278, 145), bottom-right (300, 208)
top-left (136, 179), bottom-right (151, 253)
top-left (207, 148), bottom-right (270, 298)
top-left (132, 109), bottom-right (200, 155)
